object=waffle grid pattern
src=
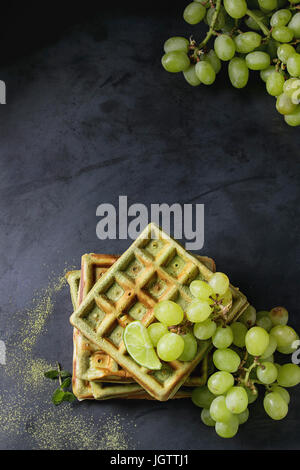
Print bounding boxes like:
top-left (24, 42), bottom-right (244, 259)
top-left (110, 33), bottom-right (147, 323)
top-left (70, 223), bottom-right (248, 401)
top-left (67, 269), bottom-right (208, 400)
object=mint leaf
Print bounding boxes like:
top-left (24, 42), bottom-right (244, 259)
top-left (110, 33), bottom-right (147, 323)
top-left (60, 370), bottom-right (72, 378)
top-left (52, 388), bottom-right (65, 405)
top-left (44, 370), bottom-right (59, 379)
top-left (62, 392), bottom-right (76, 403)
top-left (61, 377), bottom-right (71, 390)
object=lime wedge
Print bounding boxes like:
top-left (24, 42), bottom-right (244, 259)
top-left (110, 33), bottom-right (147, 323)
top-left (124, 321), bottom-right (162, 370)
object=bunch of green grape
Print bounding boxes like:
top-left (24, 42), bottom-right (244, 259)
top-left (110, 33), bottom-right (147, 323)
top-left (192, 305), bottom-right (300, 438)
top-left (124, 271), bottom-right (232, 367)
top-left (149, 272), bottom-right (231, 362)
top-left (161, 0), bottom-right (300, 126)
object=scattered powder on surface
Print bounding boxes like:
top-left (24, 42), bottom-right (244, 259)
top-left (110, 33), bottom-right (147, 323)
top-left (6, 271), bottom-right (68, 391)
top-left (0, 268), bottom-right (132, 450)
top-left (28, 410), bottom-right (129, 450)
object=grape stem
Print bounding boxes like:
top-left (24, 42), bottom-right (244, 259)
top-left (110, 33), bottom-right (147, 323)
top-left (243, 360), bottom-right (258, 386)
top-left (246, 9), bottom-right (270, 37)
top-left (199, 0), bottom-right (222, 47)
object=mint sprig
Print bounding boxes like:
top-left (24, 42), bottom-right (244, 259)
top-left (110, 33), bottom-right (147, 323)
top-left (44, 362), bottom-right (76, 405)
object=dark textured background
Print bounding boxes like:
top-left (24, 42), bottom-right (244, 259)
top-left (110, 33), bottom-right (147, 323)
top-left (0, 1), bottom-right (299, 450)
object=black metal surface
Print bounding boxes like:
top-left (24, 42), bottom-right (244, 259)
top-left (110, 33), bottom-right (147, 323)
top-left (0, 2), bottom-right (299, 450)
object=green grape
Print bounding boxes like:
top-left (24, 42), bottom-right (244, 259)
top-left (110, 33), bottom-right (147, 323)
top-left (225, 386), bottom-right (248, 414)
top-left (212, 325), bottom-right (234, 349)
top-left (245, 10), bottom-right (267, 31)
top-left (266, 39), bottom-right (281, 60)
top-left (277, 44), bottom-right (296, 63)
top-left (207, 371), bottom-right (234, 395)
top-left (256, 310), bottom-right (269, 320)
top-left (262, 354), bottom-right (274, 362)
top-left (193, 318), bottom-right (217, 339)
top-left (206, 6), bottom-right (227, 30)
top-left (245, 326), bottom-right (270, 356)
top-left (260, 334), bottom-right (277, 358)
top-left (266, 71), bottom-right (285, 96)
top-left (290, 87), bottom-right (300, 104)
top-left (277, 363), bottom-right (300, 387)
top-left (164, 37), bottom-right (189, 53)
top-left (157, 333), bottom-right (184, 362)
top-left (189, 280), bottom-right (214, 299)
top-left (288, 12), bottom-right (300, 39)
top-left (154, 300), bottom-right (184, 326)
top-left (276, 93), bottom-right (298, 114)
top-left (287, 54), bottom-right (300, 77)
top-left (271, 8), bottom-right (292, 26)
top-left (257, 361), bottom-right (278, 384)
top-left (214, 34), bottom-right (236, 61)
top-left (237, 408), bottom-right (249, 424)
top-left (260, 65), bottom-right (276, 82)
top-left (204, 50), bottom-right (222, 73)
top-left (263, 392), bottom-right (288, 420)
top-left (245, 51), bottom-right (271, 70)
top-left (211, 289), bottom-right (233, 308)
top-left (270, 325), bottom-right (298, 351)
top-left (239, 305), bottom-right (256, 328)
top-left (192, 385), bottom-right (215, 408)
top-left (183, 65), bottom-right (202, 86)
top-left (213, 348), bottom-right (241, 373)
top-left (147, 322), bottom-right (168, 346)
top-left (245, 385), bottom-right (258, 404)
top-left (195, 61), bottom-right (216, 85)
top-left (269, 306), bottom-right (289, 326)
top-left (201, 408), bottom-right (216, 426)
top-left (277, 338), bottom-right (299, 354)
top-left (231, 322), bottom-right (247, 347)
top-left (224, 0), bottom-right (247, 18)
top-left (186, 300), bottom-right (213, 322)
top-left (161, 51), bottom-right (190, 73)
top-left (285, 105), bottom-right (300, 126)
top-left (256, 314), bottom-right (273, 331)
top-left (228, 57), bottom-right (249, 88)
top-left (272, 25), bottom-right (294, 42)
top-left (210, 396), bottom-right (233, 422)
top-left (183, 2), bottom-right (206, 24)
top-left (283, 78), bottom-right (300, 97)
top-left (208, 272), bottom-right (230, 295)
top-left (215, 415), bottom-right (239, 438)
top-left (274, 363), bottom-right (282, 373)
top-left (270, 385), bottom-right (290, 404)
top-left (258, 0), bottom-right (277, 10)
top-left (234, 32), bottom-right (262, 53)
top-left (178, 332), bottom-right (198, 361)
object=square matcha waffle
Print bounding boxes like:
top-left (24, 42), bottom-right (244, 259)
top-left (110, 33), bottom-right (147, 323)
top-left (67, 269), bottom-right (208, 400)
top-left (76, 252), bottom-right (215, 385)
top-left (70, 223), bottom-right (248, 401)
top-left (67, 249), bottom-right (214, 399)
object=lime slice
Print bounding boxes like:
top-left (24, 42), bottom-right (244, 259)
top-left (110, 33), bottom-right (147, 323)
top-left (124, 321), bottom-right (162, 370)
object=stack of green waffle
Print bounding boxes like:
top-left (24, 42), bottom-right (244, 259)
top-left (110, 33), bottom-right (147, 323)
top-left (68, 223), bottom-right (248, 401)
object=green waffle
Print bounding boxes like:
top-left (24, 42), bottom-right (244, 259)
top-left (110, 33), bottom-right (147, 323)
top-left (70, 223), bottom-right (248, 401)
top-left (74, 252), bottom-right (215, 385)
top-left (67, 269), bottom-right (208, 400)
